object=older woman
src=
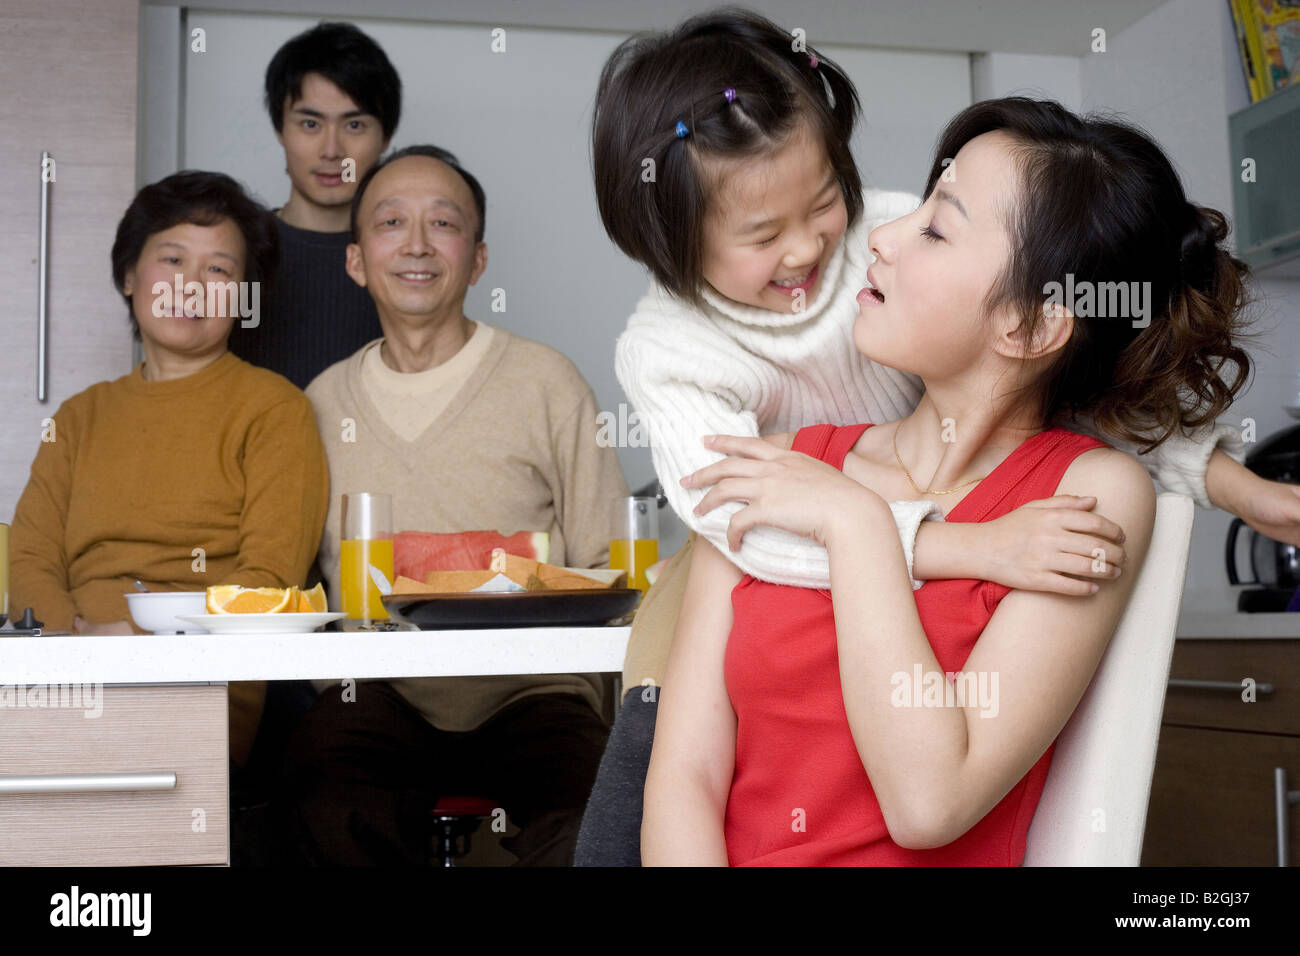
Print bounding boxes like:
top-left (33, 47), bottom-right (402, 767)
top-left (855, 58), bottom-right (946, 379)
top-left (9, 170), bottom-right (329, 763)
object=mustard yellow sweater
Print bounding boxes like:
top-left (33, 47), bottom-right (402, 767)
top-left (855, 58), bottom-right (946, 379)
top-left (10, 352), bottom-right (329, 764)
top-left (11, 351), bottom-right (329, 629)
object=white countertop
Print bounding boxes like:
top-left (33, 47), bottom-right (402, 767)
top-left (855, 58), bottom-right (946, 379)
top-left (1175, 584), bottom-right (1300, 638)
top-left (3, 595), bottom-right (1292, 688)
top-left (0, 626), bottom-right (632, 685)
top-left (1176, 610), bottom-right (1300, 638)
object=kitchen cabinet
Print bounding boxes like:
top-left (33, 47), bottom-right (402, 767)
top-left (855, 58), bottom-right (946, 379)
top-left (1229, 80), bottom-right (1300, 277)
top-left (1141, 639), bottom-right (1300, 865)
top-left (0, 684), bottom-right (228, 866)
top-left (0, 625), bottom-right (632, 866)
top-left (0, 0), bottom-right (137, 523)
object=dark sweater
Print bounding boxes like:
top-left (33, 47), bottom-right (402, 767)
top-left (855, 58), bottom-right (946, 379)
top-left (227, 216), bottom-right (382, 389)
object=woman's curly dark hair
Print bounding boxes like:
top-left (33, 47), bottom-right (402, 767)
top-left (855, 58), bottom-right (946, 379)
top-left (923, 97), bottom-right (1260, 453)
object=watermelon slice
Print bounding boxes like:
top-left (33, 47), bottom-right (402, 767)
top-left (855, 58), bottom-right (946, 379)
top-left (393, 530), bottom-right (550, 581)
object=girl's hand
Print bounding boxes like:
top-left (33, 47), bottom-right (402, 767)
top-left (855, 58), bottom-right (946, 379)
top-left (981, 495), bottom-right (1128, 595)
top-left (1236, 475), bottom-right (1300, 549)
top-left (681, 433), bottom-right (884, 551)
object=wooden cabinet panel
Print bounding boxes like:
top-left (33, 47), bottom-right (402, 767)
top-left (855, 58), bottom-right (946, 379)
top-left (0, 0), bottom-right (138, 522)
top-left (0, 685), bottom-right (228, 866)
top-left (1142, 724), bottom-right (1300, 866)
top-left (1163, 639), bottom-right (1300, 735)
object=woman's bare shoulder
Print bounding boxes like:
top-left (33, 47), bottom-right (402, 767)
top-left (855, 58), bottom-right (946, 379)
top-left (1058, 445), bottom-right (1158, 540)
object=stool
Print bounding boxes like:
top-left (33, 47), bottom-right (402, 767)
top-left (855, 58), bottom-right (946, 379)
top-left (431, 796), bottom-right (498, 867)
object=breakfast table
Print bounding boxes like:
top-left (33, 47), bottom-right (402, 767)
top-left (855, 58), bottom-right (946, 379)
top-left (0, 623), bottom-right (634, 865)
top-left (0, 624), bottom-right (633, 684)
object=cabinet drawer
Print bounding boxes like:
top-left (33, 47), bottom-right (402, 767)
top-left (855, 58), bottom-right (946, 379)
top-left (1142, 725), bottom-right (1300, 865)
top-left (0, 684), bottom-right (227, 865)
top-left (1163, 640), bottom-right (1300, 734)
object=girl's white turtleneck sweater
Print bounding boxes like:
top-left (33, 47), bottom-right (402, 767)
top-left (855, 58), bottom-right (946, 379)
top-left (614, 188), bottom-right (1247, 590)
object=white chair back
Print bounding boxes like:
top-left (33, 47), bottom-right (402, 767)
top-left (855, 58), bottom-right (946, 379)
top-left (1024, 492), bottom-right (1194, 866)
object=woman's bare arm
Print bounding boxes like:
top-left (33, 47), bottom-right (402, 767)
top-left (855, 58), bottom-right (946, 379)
top-left (641, 536), bottom-right (744, 865)
top-left (823, 447), bottom-right (1156, 848)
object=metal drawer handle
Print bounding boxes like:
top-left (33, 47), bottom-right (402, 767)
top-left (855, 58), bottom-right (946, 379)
top-left (1167, 678), bottom-right (1275, 694)
top-left (37, 150), bottom-right (52, 403)
top-left (1276, 767), bottom-right (1299, 868)
top-left (0, 772), bottom-right (177, 795)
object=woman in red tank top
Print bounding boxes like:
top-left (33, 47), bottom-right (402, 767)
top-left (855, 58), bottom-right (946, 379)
top-left (641, 98), bottom-right (1253, 865)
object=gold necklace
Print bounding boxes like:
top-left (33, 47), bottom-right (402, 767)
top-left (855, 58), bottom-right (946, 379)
top-left (892, 421), bottom-right (989, 495)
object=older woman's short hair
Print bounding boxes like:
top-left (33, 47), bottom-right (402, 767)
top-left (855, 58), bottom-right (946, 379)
top-left (110, 170), bottom-right (281, 339)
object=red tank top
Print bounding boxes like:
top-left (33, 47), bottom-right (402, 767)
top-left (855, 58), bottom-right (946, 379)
top-left (723, 422), bottom-right (1109, 866)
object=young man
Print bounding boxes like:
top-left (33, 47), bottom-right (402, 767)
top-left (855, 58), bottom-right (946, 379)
top-left (227, 21), bottom-right (400, 388)
top-left (280, 145), bottom-right (630, 866)
top-left (225, 22), bottom-right (401, 865)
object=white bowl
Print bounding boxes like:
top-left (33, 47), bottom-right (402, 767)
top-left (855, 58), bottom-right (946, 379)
top-left (124, 592), bottom-right (210, 634)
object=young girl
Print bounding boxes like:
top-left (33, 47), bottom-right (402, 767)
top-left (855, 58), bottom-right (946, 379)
top-left (644, 95), bottom-right (1253, 864)
top-left (575, 9), bottom-right (1275, 866)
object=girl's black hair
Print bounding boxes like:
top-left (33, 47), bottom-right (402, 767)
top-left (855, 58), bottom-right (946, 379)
top-left (110, 171), bottom-right (280, 339)
top-left (923, 97), bottom-right (1258, 452)
top-left (592, 6), bottom-right (863, 309)
top-left (265, 21), bottom-right (402, 141)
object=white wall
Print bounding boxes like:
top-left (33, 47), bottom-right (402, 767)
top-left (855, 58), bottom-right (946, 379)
top-left (176, 9), bottom-right (969, 555)
top-left (1079, 0), bottom-right (1300, 611)
top-left (971, 51), bottom-right (1082, 111)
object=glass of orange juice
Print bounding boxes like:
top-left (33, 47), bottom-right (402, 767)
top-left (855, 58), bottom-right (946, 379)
top-left (610, 496), bottom-right (659, 592)
top-left (340, 492), bottom-right (394, 624)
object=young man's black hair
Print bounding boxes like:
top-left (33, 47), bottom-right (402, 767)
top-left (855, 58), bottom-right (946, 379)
top-left (264, 21), bottom-right (401, 141)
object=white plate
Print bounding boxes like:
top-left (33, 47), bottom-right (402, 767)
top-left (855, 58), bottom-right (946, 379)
top-left (175, 612), bottom-right (345, 633)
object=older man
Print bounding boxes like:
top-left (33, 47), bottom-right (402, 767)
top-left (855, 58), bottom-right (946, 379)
top-left (280, 145), bottom-right (630, 866)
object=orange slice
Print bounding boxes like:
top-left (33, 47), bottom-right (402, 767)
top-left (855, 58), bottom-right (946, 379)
top-left (206, 585), bottom-right (292, 614)
top-left (298, 583), bottom-right (327, 613)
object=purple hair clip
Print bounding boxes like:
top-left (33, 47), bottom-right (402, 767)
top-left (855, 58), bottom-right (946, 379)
top-left (723, 87), bottom-right (737, 103)
top-left (809, 53), bottom-right (819, 68)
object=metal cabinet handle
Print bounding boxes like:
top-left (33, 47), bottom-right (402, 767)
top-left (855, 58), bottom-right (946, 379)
top-left (1276, 767), bottom-right (1299, 867)
top-left (0, 772), bottom-right (177, 795)
top-left (1167, 678), bottom-right (1275, 694)
top-left (37, 150), bottom-right (51, 403)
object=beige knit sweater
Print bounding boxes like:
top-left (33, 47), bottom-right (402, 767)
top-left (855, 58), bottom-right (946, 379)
top-left (305, 329), bottom-right (630, 730)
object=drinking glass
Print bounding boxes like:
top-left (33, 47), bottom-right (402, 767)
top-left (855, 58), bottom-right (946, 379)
top-left (610, 496), bottom-right (659, 592)
top-left (340, 493), bottom-right (393, 623)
